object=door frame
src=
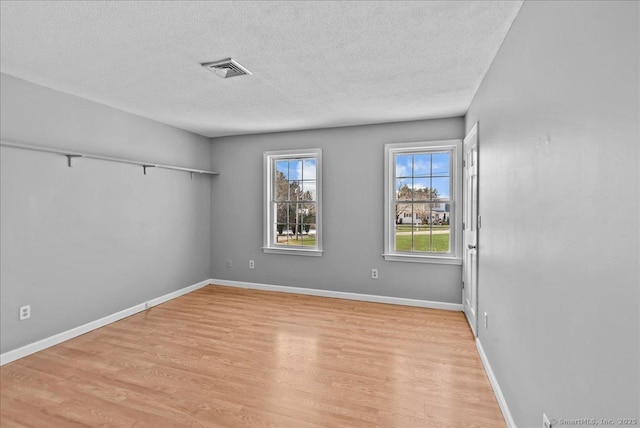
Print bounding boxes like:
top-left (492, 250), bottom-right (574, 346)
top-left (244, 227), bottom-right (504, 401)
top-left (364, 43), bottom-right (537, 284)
top-left (463, 122), bottom-right (479, 336)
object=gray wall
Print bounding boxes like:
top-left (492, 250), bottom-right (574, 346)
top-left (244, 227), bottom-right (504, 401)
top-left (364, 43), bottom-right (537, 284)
top-left (466, 1), bottom-right (639, 425)
top-left (0, 74), bottom-right (212, 354)
top-left (210, 118), bottom-right (465, 303)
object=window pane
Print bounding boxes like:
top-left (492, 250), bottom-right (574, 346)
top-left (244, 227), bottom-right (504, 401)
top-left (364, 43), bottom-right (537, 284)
top-left (288, 160), bottom-right (302, 180)
top-left (275, 173), bottom-right (289, 200)
top-left (413, 154), bottom-right (431, 177)
top-left (414, 203), bottom-right (430, 226)
top-left (411, 231), bottom-right (430, 252)
top-left (276, 203), bottom-right (289, 224)
top-left (411, 203), bottom-right (428, 252)
top-left (291, 202), bottom-right (310, 220)
top-left (275, 160), bottom-right (289, 179)
top-left (395, 203), bottom-right (413, 225)
top-left (395, 228), bottom-right (410, 252)
top-left (301, 159), bottom-right (316, 180)
top-left (288, 180), bottom-right (301, 201)
top-left (443, 203), bottom-right (451, 223)
top-left (395, 155), bottom-right (412, 178)
top-left (396, 179), bottom-right (412, 200)
top-left (430, 202), bottom-right (447, 224)
top-left (300, 203), bottom-right (316, 225)
top-left (432, 152), bottom-right (450, 177)
top-left (432, 224), bottom-right (450, 253)
top-left (276, 222), bottom-right (291, 244)
top-left (276, 223), bottom-right (288, 241)
top-left (286, 203), bottom-right (305, 245)
top-left (412, 178), bottom-right (432, 200)
top-left (429, 205), bottom-right (445, 225)
top-left (432, 177), bottom-right (450, 201)
top-left (299, 231), bottom-right (316, 246)
top-left (301, 181), bottom-right (317, 201)
top-left (395, 203), bottom-right (413, 251)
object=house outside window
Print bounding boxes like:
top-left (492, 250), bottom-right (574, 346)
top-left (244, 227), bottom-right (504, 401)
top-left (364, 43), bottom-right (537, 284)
top-left (263, 148), bottom-right (322, 256)
top-left (383, 140), bottom-right (462, 265)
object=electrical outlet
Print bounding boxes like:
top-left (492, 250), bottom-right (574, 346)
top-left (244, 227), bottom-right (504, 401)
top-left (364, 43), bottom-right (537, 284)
top-left (543, 413), bottom-right (552, 428)
top-left (226, 260), bottom-right (232, 268)
top-left (484, 312), bottom-right (488, 329)
top-left (249, 260), bottom-right (255, 269)
top-left (19, 305), bottom-right (31, 321)
top-left (371, 269), bottom-right (379, 279)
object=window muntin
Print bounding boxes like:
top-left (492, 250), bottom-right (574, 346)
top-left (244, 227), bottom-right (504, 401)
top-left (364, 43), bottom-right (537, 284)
top-left (264, 149), bottom-right (322, 255)
top-left (384, 141), bottom-right (461, 264)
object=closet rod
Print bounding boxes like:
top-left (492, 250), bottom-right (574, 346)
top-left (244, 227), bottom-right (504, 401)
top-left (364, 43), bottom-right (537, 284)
top-left (0, 140), bottom-right (219, 176)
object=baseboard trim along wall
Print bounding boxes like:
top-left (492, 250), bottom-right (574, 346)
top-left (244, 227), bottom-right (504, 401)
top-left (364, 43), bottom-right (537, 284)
top-left (0, 279), bottom-right (211, 366)
top-left (476, 337), bottom-right (517, 428)
top-left (210, 279), bottom-right (464, 311)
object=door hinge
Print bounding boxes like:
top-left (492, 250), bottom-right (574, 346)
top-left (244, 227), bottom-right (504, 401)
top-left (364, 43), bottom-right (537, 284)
top-left (477, 215), bottom-right (482, 228)
top-left (463, 159), bottom-right (466, 167)
top-left (462, 222), bottom-right (466, 230)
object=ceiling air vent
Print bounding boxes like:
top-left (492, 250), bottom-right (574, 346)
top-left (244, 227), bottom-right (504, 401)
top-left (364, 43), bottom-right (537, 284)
top-left (201, 58), bottom-right (251, 79)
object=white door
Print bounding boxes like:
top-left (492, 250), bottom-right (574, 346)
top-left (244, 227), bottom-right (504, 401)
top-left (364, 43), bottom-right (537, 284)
top-left (463, 123), bottom-right (479, 336)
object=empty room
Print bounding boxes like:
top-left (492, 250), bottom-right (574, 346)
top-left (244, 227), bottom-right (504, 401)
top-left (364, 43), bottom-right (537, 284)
top-left (1, 1), bottom-right (638, 427)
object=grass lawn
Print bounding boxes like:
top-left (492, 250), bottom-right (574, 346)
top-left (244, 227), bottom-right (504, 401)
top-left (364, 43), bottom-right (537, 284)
top-left (396, 224), bottom-right (449, 232)
top-left (277, 236), bottom-right (316, 246)
top-left (395, 233), bottom-right (450, 253)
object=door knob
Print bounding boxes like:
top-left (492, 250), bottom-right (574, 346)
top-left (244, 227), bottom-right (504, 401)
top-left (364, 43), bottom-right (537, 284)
top-left (468, 244), bottom-right (477, 250)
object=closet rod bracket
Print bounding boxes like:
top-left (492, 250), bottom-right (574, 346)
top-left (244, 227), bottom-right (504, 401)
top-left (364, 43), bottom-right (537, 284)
top-left (65, 155), bottom-right (83, 168)
top-left (143, 165), bottom-right (156, 175)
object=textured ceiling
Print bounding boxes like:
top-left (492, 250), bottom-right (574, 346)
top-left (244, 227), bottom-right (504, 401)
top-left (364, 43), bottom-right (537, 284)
top-left (0, 1), bottom-right (522, 138)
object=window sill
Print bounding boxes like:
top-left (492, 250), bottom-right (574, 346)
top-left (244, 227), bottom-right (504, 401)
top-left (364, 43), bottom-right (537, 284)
top-left (382, 253), bottom-right (462, 265)
top-left (263, 247), bottom-right (324, 257)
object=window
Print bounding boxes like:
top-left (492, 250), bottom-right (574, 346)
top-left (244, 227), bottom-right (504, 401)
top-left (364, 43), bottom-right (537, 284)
top-left (384, 140), bottom-right (462, 264)
top-left (263, 149), bottom-right (322, 256)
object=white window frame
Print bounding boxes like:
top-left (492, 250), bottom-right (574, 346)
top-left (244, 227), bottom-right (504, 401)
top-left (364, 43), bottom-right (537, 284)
top-left (383, 140), bottom-right (462, 265)
top-left (263, 148), bottom-right (323, 256)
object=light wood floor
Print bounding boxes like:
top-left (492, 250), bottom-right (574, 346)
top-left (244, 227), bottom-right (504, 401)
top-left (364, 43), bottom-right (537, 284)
top-left (1, 285), bottom-right (505, 427)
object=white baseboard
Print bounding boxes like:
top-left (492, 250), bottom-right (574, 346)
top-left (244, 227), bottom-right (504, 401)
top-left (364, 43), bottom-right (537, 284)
top-left (476, 337), bottom-right (517, 428)
top-left (210, 279), bottom-right (463, 311)
top-left (0, 279), bottom-right (210, 366)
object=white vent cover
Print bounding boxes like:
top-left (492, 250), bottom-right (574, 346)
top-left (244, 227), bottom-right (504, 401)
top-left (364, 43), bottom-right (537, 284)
top-left (201, 58), bottom-right (251, 79)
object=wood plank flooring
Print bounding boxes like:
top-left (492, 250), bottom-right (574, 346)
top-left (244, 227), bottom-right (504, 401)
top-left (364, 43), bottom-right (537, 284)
top-left (1, 285), bottom-right (505, 427)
